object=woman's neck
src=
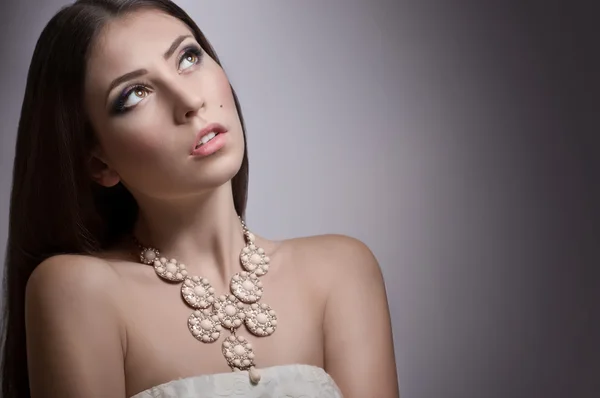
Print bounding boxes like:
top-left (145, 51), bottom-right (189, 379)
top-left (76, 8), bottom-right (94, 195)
top-left (131, 183), bottom-right (245, 282)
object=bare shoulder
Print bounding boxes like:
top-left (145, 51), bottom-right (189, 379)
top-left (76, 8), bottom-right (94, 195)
top-left (26, 254), bottom-right (128, 397)
top-left (284, 235), bottom-right (398, 397)
top-left (25, 253), bottom-right (125, 336)
top-left (288, 233), bottom-right (373, 253)
top-left (26, 253), bottom-right (122, 306)
top-left (281, 233), bottom-right (382, 280)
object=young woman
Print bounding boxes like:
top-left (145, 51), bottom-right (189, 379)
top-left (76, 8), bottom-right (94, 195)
top-left (1, 0), bottom-right (399, 397)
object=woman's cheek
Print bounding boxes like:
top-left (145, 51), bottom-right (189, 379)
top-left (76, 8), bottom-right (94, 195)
top-left (210, 67), bottom-right (236, 108)
top-left (107, 128), bottom-right (166, 167)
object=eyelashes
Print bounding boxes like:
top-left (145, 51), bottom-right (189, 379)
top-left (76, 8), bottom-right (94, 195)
top-left (111, 83), bottom-right (151, 114)
top-left (111, 45), bottom-right (204, 115)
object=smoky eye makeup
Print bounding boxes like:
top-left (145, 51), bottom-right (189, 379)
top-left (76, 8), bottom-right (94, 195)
top-left (177, 44), bottom-right (203, 70)
top-left (109, 44), bottom-right (204, 115)
top-left (110, 83), bottom-right (151, 115)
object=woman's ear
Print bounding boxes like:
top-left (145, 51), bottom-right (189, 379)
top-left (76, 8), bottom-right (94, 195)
top-left (89, 150), bottom-right (121, 187)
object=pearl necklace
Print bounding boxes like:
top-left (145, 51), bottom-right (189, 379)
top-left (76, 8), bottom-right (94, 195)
top-left (135, 218), bottom-right (276, 384)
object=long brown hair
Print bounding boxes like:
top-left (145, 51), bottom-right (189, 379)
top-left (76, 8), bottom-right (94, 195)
top-left (0, 1), bottom-right (249, 396)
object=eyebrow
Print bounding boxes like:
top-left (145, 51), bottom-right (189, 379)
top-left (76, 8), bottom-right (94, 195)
top-left (105, 34), bottom-right (193, 101)
top-left (163, 34), bottom-right (192, 61)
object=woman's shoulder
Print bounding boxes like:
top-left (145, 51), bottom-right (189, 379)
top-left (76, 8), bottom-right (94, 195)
top-left (25, 254), bottom-right (127, 396)
top-left (28, 253), bottom-right (120, 293)
top-left (26, 253), bottom-right (124, 321)
top-left (276, 233), bottom-right (381, 279)
top-left (294, 233), bottom-right (371, 248)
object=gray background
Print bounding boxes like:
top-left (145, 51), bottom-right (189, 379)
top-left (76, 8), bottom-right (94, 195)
top-left (0, 1), bottom-right (597, 397)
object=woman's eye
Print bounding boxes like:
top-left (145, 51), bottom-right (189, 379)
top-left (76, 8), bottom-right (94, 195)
top-left (125, 88), bottom-right (149, 106)
top-left (179, 47), bottom-right (202, 71)
top-left (111, 47), bottom-right (202, 115)
top-left (113, 86), bottom-right (149, 113)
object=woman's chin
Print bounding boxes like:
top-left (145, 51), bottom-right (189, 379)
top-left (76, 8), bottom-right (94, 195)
top-left (190, 150), bottom-right (244, 190)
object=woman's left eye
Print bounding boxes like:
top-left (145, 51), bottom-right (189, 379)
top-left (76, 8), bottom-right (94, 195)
top-left (179, 47), bottom-right (202, 71)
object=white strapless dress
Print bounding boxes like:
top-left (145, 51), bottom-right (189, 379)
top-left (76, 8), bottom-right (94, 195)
top-left (130, 364), bottom-right (343, 398)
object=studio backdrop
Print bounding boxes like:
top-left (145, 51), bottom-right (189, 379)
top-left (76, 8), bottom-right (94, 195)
top-left (0, 1), bottom-right (596, 397)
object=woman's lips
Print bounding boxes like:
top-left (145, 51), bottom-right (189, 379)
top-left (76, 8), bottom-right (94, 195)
top-left (190, 122), bottom-right (228, 157)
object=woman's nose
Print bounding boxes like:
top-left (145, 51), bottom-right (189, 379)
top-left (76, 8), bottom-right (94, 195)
top-left (172, 83), bottom-right (205, 124)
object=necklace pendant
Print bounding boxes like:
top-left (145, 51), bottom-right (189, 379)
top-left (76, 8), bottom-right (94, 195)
top-left (222, 334), bottom-right (255, 370)
top-left (248, 366), bottom-right (261, 384)
top-left (181, 276), bottom-right (215, 309)
top-left (240, 244), bottom-right (270, 276)
top-left (188, 309), bottom-right (222, 343)
top-left (140, 247), bottom-right (160, 264)
top-left (245, 303), bottom-right (278, 337)
top-left (140, 248), bottom-right (188, 282)
top-left (230, 271), bottom-right (263, 303)
top-left (214, 295), bottom-right (246, 329)
top-left (155, 257), bottom-right (187, 282)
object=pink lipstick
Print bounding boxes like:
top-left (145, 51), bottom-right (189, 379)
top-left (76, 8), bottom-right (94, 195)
top-left (191, 123), bottom-right (228, 157)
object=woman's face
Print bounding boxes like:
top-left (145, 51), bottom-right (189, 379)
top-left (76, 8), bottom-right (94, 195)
top-left (84, 9), bottom-right (245, 199)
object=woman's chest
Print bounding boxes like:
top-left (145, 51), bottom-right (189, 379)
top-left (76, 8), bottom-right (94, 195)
top-left (119, 267), bottom-right (326, 397)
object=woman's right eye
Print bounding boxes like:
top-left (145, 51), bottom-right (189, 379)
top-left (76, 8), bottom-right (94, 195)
top-left (112, 85), bottom-right (150, 114)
